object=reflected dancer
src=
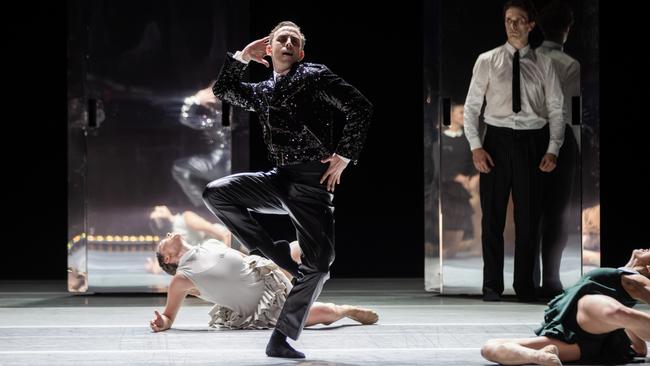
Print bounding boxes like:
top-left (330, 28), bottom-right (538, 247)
top-left (535, 0), bottom-right (581, 299)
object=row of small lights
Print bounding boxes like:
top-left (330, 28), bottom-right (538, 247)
top-left (68, 233), bottom-right (160, 250)
top-left (87, 235), bottom-right (160, 242)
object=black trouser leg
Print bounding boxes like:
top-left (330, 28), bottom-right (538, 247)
top-left (274, 162), bottom-right (335, 340)
top-left (203, 161), bottom-right (336, 340)
top-left (480, 127), bottom-right (513, 296)
top-left (511, 127), bottom-right (547, 298)
top-left (541, 127), bottom-right (578, 290)
top-left (202, 170), bottom-right (301, 277)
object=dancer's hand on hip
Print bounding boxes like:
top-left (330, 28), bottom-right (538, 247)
top-left (320, 154), bottom-right (349, 192)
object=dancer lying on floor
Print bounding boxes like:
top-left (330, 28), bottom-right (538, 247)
top-left (149, 233), bottom-right (378, 332)
top-left (481, 248), bottom-right (650, 365)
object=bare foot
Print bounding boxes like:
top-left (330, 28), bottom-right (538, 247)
top-left (540, 344), bottom-right (559, 356)
top-left (342, 305), bottom-right (379, 325)
top-left (536, 344), bottom-right (562, 366)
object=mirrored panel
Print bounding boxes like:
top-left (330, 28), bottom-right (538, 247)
top-left (426, 0), bottom-right (596, 295)
top-left (423, 0), bottom-right (441, 292)
top-left (67, 4), bottom-right (88, 292)
top-left (67, 0), bottom-right (250, 292)
top-left (67, 102), bottom-right (88, 293)
top-left (579, 1), bottom-right (600, 273)
top-left (438, 98), bottom-right (483, 293)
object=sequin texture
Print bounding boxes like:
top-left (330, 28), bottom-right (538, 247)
top-left (213, 53), bottom-right (373, 166)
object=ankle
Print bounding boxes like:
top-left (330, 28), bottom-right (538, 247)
top-left (270, 329), bottom-right (287, 342)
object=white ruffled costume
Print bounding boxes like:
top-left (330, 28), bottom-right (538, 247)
top-left (177, 239), bottom-right (293, 329)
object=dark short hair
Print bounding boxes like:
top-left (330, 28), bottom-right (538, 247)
top-left (503, 0), bottom-right (538, 22)
top-left (451, 99), bottom-right (466, 108)
top-left (538, 1), bottom-right (574, 38)
top-left (156, 251), bottom-right (178, 276)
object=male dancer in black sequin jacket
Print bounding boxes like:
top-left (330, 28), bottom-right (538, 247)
top-left (204, 21), bottom-right (372, 358)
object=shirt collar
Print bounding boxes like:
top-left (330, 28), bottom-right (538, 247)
top-left (443, 128), bottom-right (464, 138)
top-left (505, 41), bottom-right (531, 57)
top-left (177, 246), bottom-right (196, 267)
top-left (273, 70), bottom-right (290, 82)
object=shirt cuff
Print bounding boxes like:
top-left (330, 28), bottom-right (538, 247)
top-left (232, 51), bottom-right (250, 64)
top-left (468, 136), bottom-right (483, 151)
top-left (335, 154), bottom-right (351, 164)
top-left (546, 143), bottom-right (561, 157)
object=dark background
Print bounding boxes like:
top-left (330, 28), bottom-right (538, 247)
top-left (1, 1), bottom-right (647, 280)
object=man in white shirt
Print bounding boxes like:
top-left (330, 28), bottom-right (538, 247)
top-left (535, 0), bottom-right (581, 300)
top-left (464, 0), bottom-right (565, 302)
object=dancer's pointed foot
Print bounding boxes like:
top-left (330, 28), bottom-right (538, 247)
top-left (342, 305), bottom-right (379, 325)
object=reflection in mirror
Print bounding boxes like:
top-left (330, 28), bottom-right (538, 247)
top-left (578, 2), bottom-right (600, 274)
top-left (581, 204), bottom-right (600, 271)
top-left (67, 0), bottom-right (250, 292)
top-left (535, 0), bottom-right (583, 298)
top-left (425, 0), bottom-right (595, 297)
top-left (423, 0), bottom-right (441, 291)
top-left (68, 122), bottom-right (88, 293)
top-left (439, 101), bottom-right (482, 294)
top-left (68, 234), bottom-right (88, 293)
top-left (82, 88), bottom-right (233, 291)
top-left (440, 102), bottom-right (481, 259)
top-left (145, 204), bottom-right (250, 275)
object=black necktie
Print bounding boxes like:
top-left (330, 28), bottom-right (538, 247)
top-left (512, 50), bottom-right (521, 113)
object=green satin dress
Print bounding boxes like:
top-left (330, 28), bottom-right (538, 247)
top-left (535, 267), bottom-right (639, 364)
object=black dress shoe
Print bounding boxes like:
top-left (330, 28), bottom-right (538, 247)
top-left (482, 290), bottom-right (501, 302)
top-left (537, 286), bottom-right (563, 300)
top-left (516, 294), bottom-right (538, 302)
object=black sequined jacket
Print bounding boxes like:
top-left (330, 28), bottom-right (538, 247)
top-left (213, 53), bottom-right (373, 166)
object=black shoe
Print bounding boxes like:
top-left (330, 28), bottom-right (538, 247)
top-left (482, 289), bottom-right (501, 302)
top-left (538, 285), bottom-right (563, 300)
top-left (517, 293), bottom-right (538, 302)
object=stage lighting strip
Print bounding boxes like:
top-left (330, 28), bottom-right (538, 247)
top-left (67, 233), bottom-right (161, 252)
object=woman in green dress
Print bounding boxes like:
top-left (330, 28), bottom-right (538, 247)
top-left (481, 249), bottom-right (650, 365)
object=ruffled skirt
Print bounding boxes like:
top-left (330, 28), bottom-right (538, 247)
top-left (207, 255), bottom-right (292, 329)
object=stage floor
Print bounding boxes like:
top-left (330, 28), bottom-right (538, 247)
top-left (1, 279), bottom-right (648, 365)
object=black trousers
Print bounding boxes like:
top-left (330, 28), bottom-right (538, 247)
top-left (539, 127), bottom-right (579, 290)
top-left (480, 124), bottom-right (548, 297)
top-left (202, 161), bottom-right (334, 340)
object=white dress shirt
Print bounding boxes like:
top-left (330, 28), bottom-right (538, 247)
top-left (464, 42), bottom-right (565, 156)
top-left (536, 40), bottom-right (581, 128)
